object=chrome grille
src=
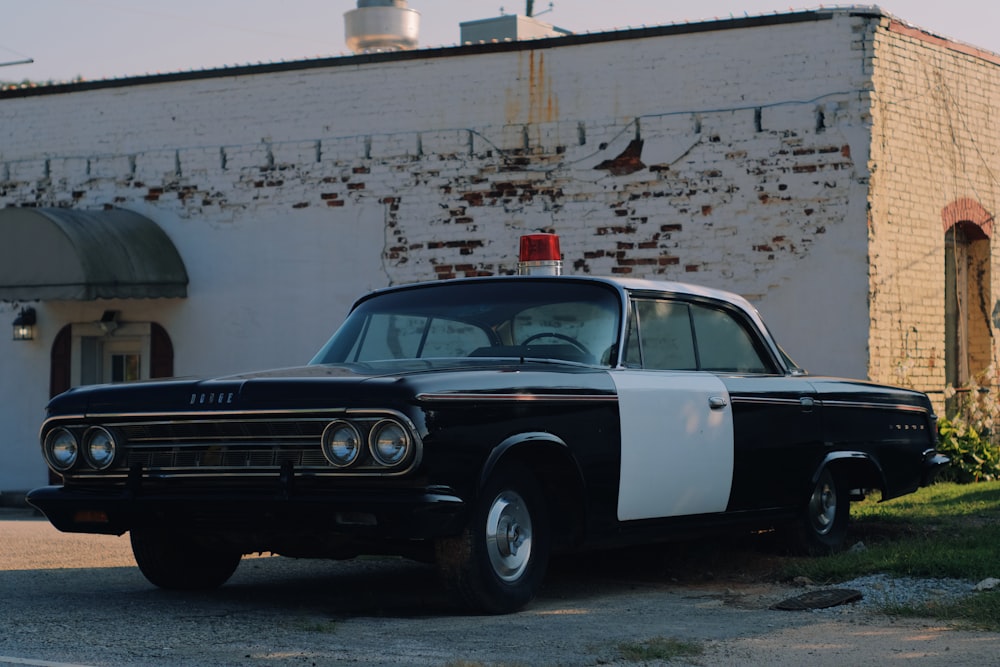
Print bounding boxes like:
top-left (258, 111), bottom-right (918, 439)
top-left (111, 417), bottom-right (332, 473)
top-left (48, 410), bottom-right (422, 479)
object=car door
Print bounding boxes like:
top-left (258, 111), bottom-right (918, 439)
top-left (685, 300), bottom-right (823, 511)
top-left (612, 370), bottom-right (733, 521)
top-left (613, 298), bottom-right (734, 521)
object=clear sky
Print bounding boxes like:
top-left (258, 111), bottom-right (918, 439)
top-left (2, 1), bottom-right (999, 83)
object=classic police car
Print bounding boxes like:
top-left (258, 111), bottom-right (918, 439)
top-left (28, 235), bottom-right (945, 613)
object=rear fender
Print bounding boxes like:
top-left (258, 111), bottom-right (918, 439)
top-left (812, 451), bottom-right (887, 500)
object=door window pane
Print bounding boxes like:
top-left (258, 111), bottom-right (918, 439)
top-left (627, 299), bottom-right (697, 370)
top-left (691, 305), bottom-right (768, 373)
top-left (110, 353), bottom-right (141, 382)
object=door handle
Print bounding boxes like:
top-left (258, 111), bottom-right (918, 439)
top-left (709, 396), bottom-right (728, 410)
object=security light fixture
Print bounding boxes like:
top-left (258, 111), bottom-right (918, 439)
top-left (99, 310), bottom-right (120, 334)
top-left (12, 307), bottom-right (36, 341)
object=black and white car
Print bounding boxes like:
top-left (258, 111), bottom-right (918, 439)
top-left (28, 235), bottom-right (946, 613)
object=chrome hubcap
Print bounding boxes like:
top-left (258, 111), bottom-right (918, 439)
top-left (809, 472), bottom-right (837, 535)
top-left (485, 490), bottom-right (532, 582)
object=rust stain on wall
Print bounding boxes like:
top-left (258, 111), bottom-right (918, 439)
top-left (506, 51), bottom-right (559, 125)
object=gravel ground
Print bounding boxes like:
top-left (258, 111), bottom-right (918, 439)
top-left (807, 574), bottom-right (979, 614)
top-left (2, 510), bottom-right (1000, 666)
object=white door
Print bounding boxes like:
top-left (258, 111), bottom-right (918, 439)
top-left (612, 370), bottom-right (734, 521)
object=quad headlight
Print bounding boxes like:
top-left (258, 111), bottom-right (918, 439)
top-left (320, 416), bottom-right (416, 470)
top-left (44, 427), bottom-right (79, 472)
top-left (369, 419), bottom-right (411, 466)
top-left (83, 426), bottom-right (118, 470)
top-left (321, 420), bottom-right (362, 467)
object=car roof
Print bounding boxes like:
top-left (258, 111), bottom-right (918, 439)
top-left (362, 274), bottom-right (763, 320)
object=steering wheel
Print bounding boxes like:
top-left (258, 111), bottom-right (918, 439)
top-left (521, 332), bottom-right (592, 357)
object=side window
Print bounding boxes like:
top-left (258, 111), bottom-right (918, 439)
top-left (690, 304), bottom-right (769, 373)
top-left (625, 299), bottom-right (697, 370)
top-left (624, 298), bottom-right (771, 373)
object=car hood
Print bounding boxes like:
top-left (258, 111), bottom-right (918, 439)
top-left (46, 359), bottom-right (616, 416)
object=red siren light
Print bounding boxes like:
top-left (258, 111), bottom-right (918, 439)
top-left (517, 234), bottom-right (562, 276)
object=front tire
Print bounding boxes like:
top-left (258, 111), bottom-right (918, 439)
top-left (130, 529), bottom-right (242, 590)
top-left (436, 464), bottom-right (550, 614)
top-left (796, 467), bottom-right (850, 555)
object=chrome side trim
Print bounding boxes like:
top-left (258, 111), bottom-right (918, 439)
top-left (416, 392), bottom-right (618, 403)
top-left (731, 397), bottom-right (805, 407)
top-left (821, 400), bottom-right (931, 414)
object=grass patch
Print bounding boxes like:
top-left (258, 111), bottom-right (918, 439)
top-left (781, 481), bottom-right (1000, 628)
top-left (881, 591), bottom-right (1000, 631)
top-left (615, 636), bottom-right (704, 663)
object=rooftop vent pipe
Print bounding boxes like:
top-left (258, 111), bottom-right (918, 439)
top-left (344, 0), bottom-right (420, 54)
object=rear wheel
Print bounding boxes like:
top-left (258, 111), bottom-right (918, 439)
top-left (796, 468), bottom-right (850, 555)
top-left (436, 464), bottom-right (550, 614)
top-left (130, 529), bottom-right (242, 590)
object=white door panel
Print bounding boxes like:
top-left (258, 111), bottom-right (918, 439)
top-left (613, 371), bottom-right (734, 521)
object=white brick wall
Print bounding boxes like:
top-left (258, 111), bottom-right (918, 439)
top-left (0, 10), bottom-right (885, 491)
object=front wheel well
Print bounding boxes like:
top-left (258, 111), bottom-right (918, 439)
top-left (484, 438), bottom-right (586, 553)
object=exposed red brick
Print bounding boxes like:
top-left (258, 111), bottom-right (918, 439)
top-left (347, 182), bottom-right (365, 190)
top-left (685, 265), bottom-right (699, 272)
top-left (617, 257), bottom-right (659, 266)
top-left (594, 139), bottom-right (646, 176)
top-left (597, 225), bottom-right (638, 235)
top-left (326, 199), bottom-right (345, 207)
top-left (658, 256), bottom-right (680, 266)
top-left (352, 166), bottom-right (370, 174)
top-left (701, 205), bottom-right (712, 216)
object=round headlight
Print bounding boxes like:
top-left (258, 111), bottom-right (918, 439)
top-left (369, 420), bottom-right (411, 466)
top-left (322, 420), bottom-right (362, 467)
top-left (84, 427), bottom-right (117, 470)
top-left (44, 428), bottom-right (79, 472)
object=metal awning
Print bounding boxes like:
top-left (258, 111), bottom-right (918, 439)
top-left (0, 208), bottom-right (188, 301)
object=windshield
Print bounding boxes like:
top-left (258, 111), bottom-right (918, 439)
top-left (310, 280), bottom-right (622, 367)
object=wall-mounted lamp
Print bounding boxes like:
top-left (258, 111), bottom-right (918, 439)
top-left (12, 307), bottom-right (36, 341)
top-left (99, 310), bottom-right (120, 334)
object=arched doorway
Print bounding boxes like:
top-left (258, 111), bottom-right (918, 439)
top-left (942, 199), bottom-right (994, 415)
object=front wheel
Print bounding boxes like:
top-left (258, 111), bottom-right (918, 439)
top-left (796, 467), bottom-right (850, 555)
top-left (130, 529), bottom-right (242, 590)
top-left (435, 464), bottom-right (550, 614)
